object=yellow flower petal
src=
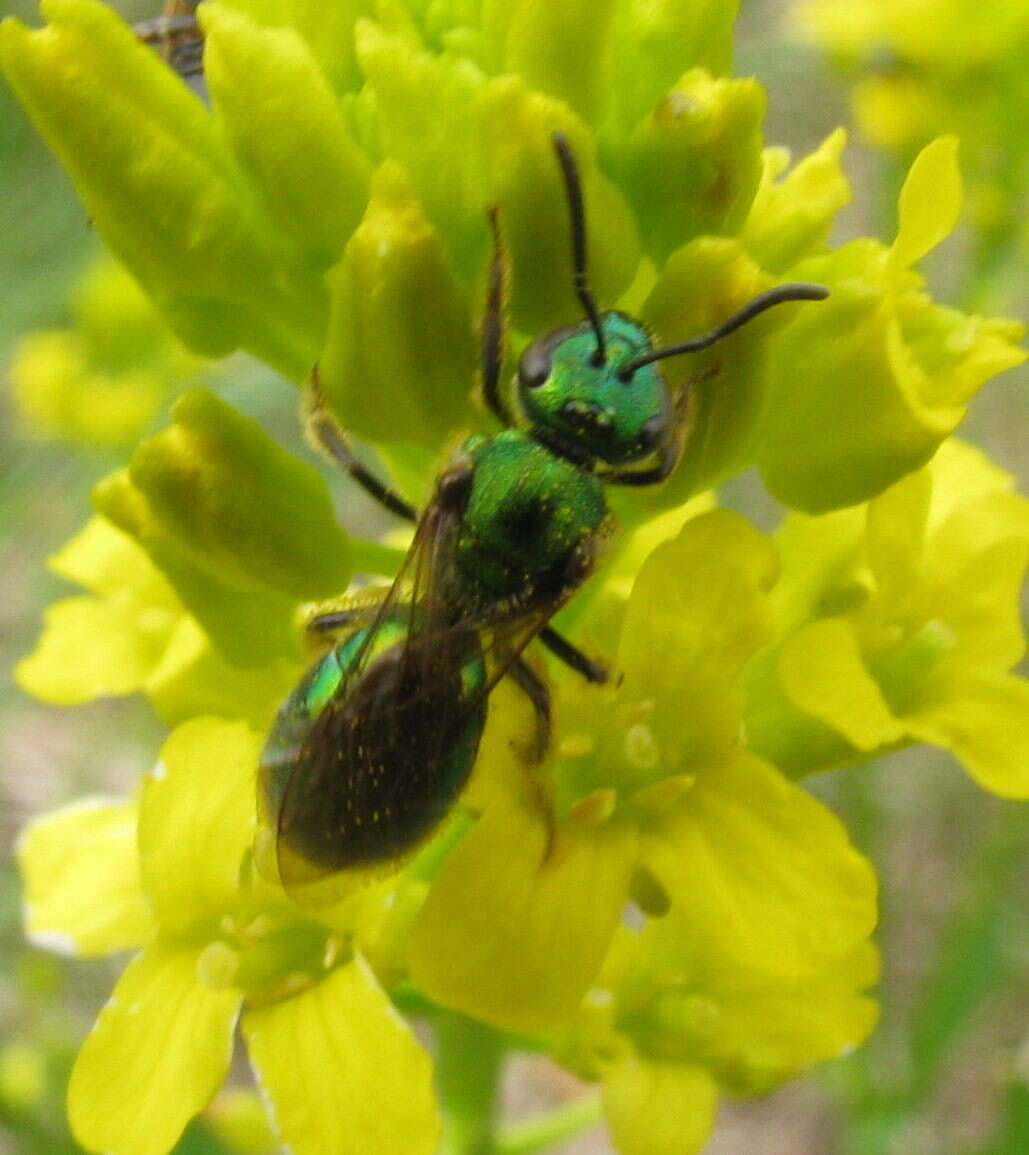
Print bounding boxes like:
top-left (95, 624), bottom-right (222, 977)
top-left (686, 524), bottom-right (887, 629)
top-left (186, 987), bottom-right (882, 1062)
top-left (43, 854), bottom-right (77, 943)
top-left (705, 940), bottom-right (880, 1093)
top-left (924, 439), bottom-right (1019, 534)
top-left (766, 505), bottom-right (869, 634)
top-left (777, 618), bottom-right (906, 751)
top-left (905, 667), bottom-right (1029, 798)
top-left (409, 803), bottom-right (637, 1031)
top-left (17, 797), bottom-right (154, 957)
top-left (927, 534), bottom-right (1028, 671)
top-left (640, 754), bottom-right (877, 977)
top-left (892, 136), bottom-right (962, 270)
top-left (742, 128), bottom-right (851, 272)
top-left (243, 956), bottom-right (439, 1155)
top-left (16, 596), bottom-right (170, 705)
top-left (145, 615), bottom-right (299, 728)
top-left (16, 515), bottom-right (182, 705)
top-left (602, 1053), bottom-right (718, 1155)
top-left (139, 718), bottom-right (262, 931)
top-left (619, 510), bottom-right (778, 775)
top-left (68, 941), bottom-right (241, 1155)
top-left (864, 466), bottom-right (932, 621)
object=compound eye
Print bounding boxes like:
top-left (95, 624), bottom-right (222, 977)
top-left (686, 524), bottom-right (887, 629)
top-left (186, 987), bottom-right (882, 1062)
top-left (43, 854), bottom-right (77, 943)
top-left (518, 342), bottom-right (551, 389)
top-left (638, 413), bottom-right (666, 453)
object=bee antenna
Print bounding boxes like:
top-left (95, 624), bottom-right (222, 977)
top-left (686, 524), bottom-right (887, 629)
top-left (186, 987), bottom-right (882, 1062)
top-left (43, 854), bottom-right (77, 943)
top-left (552, 131), bottom-right (607, 367)
top-left (619, 283), bottom-right (830, 379)
top-left (614, 282), bottom-right (831, 378)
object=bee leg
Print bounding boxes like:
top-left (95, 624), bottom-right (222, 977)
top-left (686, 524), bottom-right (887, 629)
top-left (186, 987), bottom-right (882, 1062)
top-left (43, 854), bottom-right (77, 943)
top-left (538, 626), bottom-right (608, 684)
top-left (305, 605), bottom-right (377, 642)
top-left (509, 658), bottom-right (558, 864)
top-left (509, 657), bottom-right (552, 762)
top-left (305, 370), bottom-right (418, 523)
top-left (134, 4), bottom-right (205, 85)
top-left (481, 206), bottom-right (515, 427)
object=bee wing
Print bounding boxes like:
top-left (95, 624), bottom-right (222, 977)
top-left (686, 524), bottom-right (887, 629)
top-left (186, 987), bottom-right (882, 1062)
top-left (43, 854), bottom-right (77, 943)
top-left (265, 494), bottom-right (478, 902)
top-left (265, 479), bottom-right (588, 905)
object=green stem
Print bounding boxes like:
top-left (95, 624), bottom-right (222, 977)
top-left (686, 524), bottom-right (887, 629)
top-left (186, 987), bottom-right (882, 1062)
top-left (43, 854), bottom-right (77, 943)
top-left (495, 1093), bottom-right (604, 1155)
top-left (435, 1012), bottom-right (506, 1155)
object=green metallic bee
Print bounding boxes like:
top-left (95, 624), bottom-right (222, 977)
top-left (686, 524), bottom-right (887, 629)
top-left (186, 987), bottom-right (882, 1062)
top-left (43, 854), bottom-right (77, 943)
top-left (259, 133), bottom-right (828, 893)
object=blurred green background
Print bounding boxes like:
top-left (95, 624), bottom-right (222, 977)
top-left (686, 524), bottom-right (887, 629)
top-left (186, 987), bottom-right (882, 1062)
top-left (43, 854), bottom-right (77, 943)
top-left (0, 1), bottom-right (1025, 1153)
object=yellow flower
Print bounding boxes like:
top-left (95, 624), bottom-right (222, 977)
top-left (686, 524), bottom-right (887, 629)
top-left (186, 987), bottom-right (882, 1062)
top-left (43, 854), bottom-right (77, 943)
top-left (745, 440), bottom-right (1029, 797)
top-left (18, 718), bottom-right (439, 1155)
top-left (16, 515), bottom-right (298, 729)
top-left (556, 910), bottom-right (878, 1155)
top-left (9, 255), bottom-right (199, 447)
top-left (408, 510), bottom-right (877, 1029)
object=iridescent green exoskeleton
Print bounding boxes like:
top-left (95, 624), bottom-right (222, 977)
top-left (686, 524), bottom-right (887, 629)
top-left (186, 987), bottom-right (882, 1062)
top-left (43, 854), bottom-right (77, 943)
top-left (259, 133), bottom-right (829, 895)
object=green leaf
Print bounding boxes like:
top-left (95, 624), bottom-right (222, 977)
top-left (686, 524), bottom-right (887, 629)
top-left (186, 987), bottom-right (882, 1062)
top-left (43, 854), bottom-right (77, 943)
top-left (906, 820), bottom-right (1023, 1104)
top-left (977, 1080), bottom-right (1029, 1155)
top-left (243, 956), bottom-right (440, 1155)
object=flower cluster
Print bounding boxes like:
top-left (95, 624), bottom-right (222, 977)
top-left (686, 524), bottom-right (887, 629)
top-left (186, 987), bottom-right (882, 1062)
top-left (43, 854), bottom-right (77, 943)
top-left (3, 1), bottom-right (1025, 1153)
top-left (792, 0), bottom-right (1029, 305)
top-left (8, 254), bottom-right (200, 447)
